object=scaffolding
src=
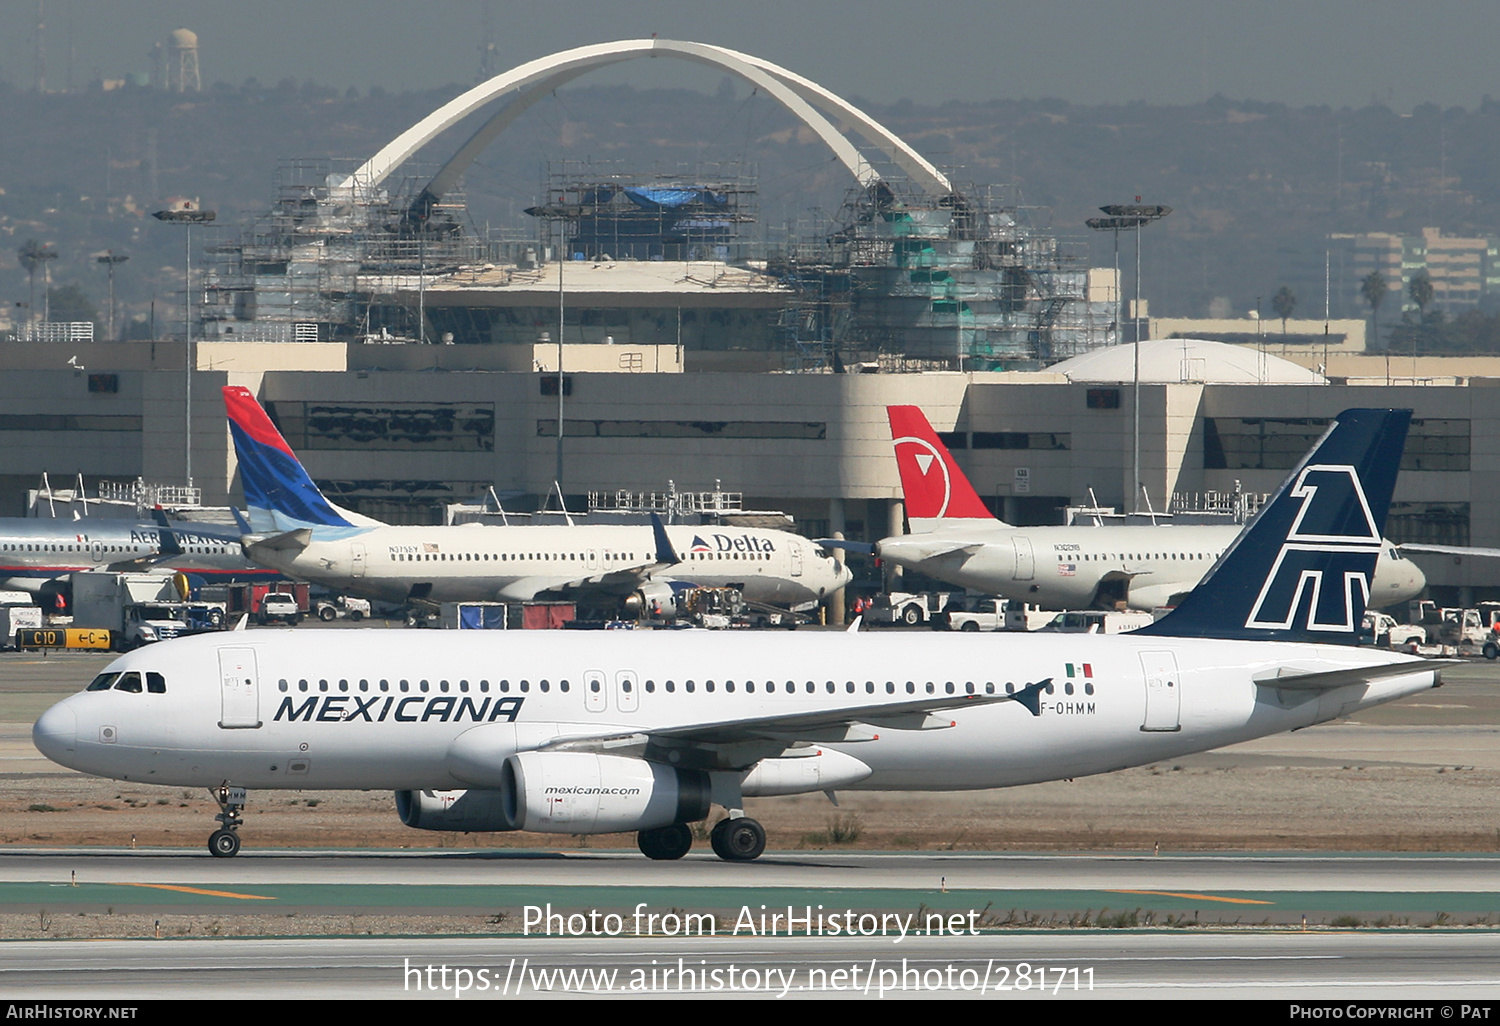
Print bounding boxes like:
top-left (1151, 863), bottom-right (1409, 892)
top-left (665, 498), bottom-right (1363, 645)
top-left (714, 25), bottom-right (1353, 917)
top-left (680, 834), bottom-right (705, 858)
top-left (526, 161), bottom-right (758, 262)
top-left (786, 180), bottom-right (1116, 369)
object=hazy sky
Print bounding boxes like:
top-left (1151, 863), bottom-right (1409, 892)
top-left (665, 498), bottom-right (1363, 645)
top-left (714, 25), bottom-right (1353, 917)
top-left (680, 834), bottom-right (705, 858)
top-left (4, 0), bottom-right (1499, 111)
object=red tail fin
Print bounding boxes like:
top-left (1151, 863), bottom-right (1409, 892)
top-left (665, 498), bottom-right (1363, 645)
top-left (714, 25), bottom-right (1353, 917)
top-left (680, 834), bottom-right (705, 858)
top-left (887, 406), bottom-right (999, 528)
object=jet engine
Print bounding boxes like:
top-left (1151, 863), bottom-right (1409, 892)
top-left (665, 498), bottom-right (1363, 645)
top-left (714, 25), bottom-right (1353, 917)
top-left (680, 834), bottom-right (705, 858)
top-left (622, 581), bottom-right (677, 618)
top-left (394, 788), bottom-right (516, 832)
top-left (499, 752), bottom-right (711, 834)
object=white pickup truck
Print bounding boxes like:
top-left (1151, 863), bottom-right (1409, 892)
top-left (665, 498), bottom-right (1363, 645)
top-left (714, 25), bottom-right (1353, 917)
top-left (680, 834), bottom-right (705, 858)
top-left (935, 598), bottom-right (1006, 632)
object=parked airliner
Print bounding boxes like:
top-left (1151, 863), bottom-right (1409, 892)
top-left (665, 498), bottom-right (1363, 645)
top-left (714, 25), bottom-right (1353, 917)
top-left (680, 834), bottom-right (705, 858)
top-left (0, 515), bottom-right (275, 610)
top-left (33, 409), bottom-right (1440, 861)
top-left (866, 405), bottom-right (1424, 611)
top-left (222, 386), bottom-right (849, 615)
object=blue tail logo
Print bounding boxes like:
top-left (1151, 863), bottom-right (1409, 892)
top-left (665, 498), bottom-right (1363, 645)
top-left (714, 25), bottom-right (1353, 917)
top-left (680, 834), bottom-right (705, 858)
top-left (1138, 409), bottom-right (1410, 644)
top-left (1245, 465), bottom-right (1383, 633)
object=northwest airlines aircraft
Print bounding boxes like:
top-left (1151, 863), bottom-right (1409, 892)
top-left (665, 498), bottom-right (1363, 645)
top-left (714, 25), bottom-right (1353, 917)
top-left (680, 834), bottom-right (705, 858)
top-left (221, 386), bottom-right (848, 615)
top-left (34, 409), bottom-right (1440, 861)
top-left (872, 405), bottom-right (1424, 611)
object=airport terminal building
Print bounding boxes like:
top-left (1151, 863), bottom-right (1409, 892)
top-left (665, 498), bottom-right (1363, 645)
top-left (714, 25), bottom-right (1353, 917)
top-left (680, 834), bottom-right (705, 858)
top-left (0, 336), bottom-right (1495, 604)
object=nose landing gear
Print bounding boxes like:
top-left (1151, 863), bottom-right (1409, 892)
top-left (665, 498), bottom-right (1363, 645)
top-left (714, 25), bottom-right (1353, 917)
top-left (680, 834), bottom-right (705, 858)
top-left (207, 783), bottom-right (247, 858)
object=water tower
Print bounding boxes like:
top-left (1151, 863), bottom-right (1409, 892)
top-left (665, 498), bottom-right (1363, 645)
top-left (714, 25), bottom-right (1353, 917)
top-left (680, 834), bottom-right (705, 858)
top-left (161, 28), bottom-right (200, 93)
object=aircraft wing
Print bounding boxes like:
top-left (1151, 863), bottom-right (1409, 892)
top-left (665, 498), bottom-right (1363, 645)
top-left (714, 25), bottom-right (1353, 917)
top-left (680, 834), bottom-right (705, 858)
top-left (539, 687), bottom-right (1039, 770)
top-left (1252, 659), bottom-right (1443, 691)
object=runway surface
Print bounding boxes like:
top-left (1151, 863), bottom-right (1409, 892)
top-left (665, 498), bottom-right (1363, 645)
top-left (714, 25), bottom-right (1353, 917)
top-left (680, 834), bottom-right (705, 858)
top-left (3, 930), bottom-right (1498, 998)
top-left (3, 849), bottom-right (1499, 922)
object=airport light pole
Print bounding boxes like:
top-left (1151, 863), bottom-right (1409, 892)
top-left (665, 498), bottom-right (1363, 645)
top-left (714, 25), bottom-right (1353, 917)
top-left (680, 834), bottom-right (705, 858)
top-left (1087, 204), bottom-right (1171, 513)
top-left (153, 204), bottom-right (216, 491)
top-left (94, 250), bottom-right (128, 341)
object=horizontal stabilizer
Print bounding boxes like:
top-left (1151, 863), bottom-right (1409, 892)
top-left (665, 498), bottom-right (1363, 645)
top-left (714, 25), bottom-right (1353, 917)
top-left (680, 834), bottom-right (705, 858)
top-left (1252, 659), bottom-right (1441, 692)
top-left (817, 539), bottom-right (876, 556)
top-left (246, 529), bottom-right (313, 558)
top-left (1400, 543), bottom-right (1500, 559)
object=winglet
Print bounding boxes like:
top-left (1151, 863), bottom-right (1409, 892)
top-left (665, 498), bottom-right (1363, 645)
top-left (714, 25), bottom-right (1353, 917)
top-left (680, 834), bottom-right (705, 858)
top-left (1008, 679), bottom-right (1049, 717)
top-left (149, 507), bottom-right (184, 557)
top-left (1137, 408), bottom-right (1412, 645)
top-left (651, 513), bottom-right (681, 566)
top-left (229, 505), bottom-right (254, 537)
top-left (887, 406), bottom-right (1004, 531)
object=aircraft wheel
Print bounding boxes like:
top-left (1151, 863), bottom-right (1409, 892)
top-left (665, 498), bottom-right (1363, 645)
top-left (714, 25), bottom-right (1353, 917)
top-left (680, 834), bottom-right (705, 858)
top-left (638, 823), bottom-right (693, 860)
top-left (208, 829), bottom-right (241, 858)
top-left (710, 817), bottom-right (766, 861)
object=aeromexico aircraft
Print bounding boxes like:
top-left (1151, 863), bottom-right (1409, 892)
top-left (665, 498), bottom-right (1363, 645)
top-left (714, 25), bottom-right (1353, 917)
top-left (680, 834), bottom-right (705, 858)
top-left (221, 386), bottom-right (849, 615)
top-left (866, 405), bottom-right (1424, 611)
top-left (0, 513), bottom-right (275, 610)
top-left (34, 409), bottom-right (1441, 862)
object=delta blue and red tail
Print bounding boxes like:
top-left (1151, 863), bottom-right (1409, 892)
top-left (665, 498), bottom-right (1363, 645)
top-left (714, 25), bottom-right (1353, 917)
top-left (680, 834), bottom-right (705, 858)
top-left (1137, 408), bottom-right (1411, 644)
top-left (223, 386), bottom-right (383, 533)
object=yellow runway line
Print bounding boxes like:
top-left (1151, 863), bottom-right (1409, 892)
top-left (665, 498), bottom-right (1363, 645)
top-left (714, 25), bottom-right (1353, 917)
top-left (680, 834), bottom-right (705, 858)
top-left (112, 882), bottom-right (277, 901)
top-left (1108, 889), bottom-right (1274, 905)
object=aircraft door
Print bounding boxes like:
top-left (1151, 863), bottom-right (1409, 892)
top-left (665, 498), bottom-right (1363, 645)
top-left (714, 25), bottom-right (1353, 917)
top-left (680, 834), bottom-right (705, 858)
top-left (583, 668), bottom-right (608, 713)
top-left (1012, 537), bottom-right (1034, 581)
top-left (615, 670), bottom-right (639, 713)
top-left (791, 544), bottom-right (803, 577)
top-left (585, 549), bottom-right (599, 571)
top-left (90, 539), bottom-right (105, 564)
top-left (351, 543), bottom-right (366, 579)
top-left (218, 647), bottom-right (262, 729)
top-left (1138, 650), bottom-right (1182, 732)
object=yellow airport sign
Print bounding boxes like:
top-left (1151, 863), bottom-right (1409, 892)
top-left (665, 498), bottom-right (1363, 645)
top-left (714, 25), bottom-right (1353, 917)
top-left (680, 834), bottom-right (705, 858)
top-left (17, 628), bottom-right (113, 650)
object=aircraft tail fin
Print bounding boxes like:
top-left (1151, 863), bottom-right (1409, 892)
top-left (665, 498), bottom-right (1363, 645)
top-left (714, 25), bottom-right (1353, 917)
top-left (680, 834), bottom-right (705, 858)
top-left (1136, 408), bottom-right (1411, 644)
top-left (887, 406), bottom-right (1007, 532)
top-left (222, 386), bottom-right (385, 532)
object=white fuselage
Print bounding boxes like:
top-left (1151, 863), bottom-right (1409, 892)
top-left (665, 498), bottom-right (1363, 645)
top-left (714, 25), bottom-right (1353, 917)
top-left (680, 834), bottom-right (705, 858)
top-left (33, 629), bottom-right (1437, 794)
top-left (250, 523), bottom-right (847, 609)
top-left (877, 523), bottom-right (1424, 611)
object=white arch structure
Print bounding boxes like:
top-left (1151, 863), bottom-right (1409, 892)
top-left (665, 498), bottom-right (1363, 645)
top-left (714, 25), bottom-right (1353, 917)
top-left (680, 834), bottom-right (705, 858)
top-left (339, 38), bottom-right (952, 204)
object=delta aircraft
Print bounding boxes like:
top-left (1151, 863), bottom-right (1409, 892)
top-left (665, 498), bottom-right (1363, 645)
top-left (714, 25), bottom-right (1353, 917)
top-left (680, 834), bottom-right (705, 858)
top-left (865, 405), bottom-right (1424, 612)
top-left (33, 409), bottom-right (1441, 862)
top-left (0, 514), bottom-right (275, 611)
top-left (222, 386), bottom-right (849, 615)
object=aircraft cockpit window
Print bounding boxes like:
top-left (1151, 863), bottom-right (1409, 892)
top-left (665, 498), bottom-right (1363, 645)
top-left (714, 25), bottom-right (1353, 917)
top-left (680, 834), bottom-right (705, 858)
top-left (114, 672), bottom-right (143, 693)
top-left (86, 673), bottom-right (120, 692)
top-left (147, 673), bottom-right (166, 694)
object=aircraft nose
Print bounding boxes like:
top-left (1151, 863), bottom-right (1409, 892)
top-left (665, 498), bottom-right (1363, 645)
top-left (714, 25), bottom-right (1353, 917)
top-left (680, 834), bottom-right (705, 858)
top-left (32, 702), bottom-right (76, 766)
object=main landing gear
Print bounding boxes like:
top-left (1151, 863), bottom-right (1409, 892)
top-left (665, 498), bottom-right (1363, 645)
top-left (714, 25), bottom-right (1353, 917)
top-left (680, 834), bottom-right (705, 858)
top-left (637, 823), bottom-right (694, 860)
top-left (635, 816), bottom-right (767, 861)
top-left (710, 816), bottom-right (766, 861)
top-left (207, 783), bottom-right (247, 858)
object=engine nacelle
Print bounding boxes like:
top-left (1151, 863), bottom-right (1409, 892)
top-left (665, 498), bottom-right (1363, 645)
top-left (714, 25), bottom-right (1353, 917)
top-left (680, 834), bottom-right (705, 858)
top-left (394, 788), bottom-right (516, 832)
top-left (499, 752), bottom-right (710, 834)
top-left (741, 747), bottom-right (873, 797)
top-left (622, 581), bottom-right (677, 618)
